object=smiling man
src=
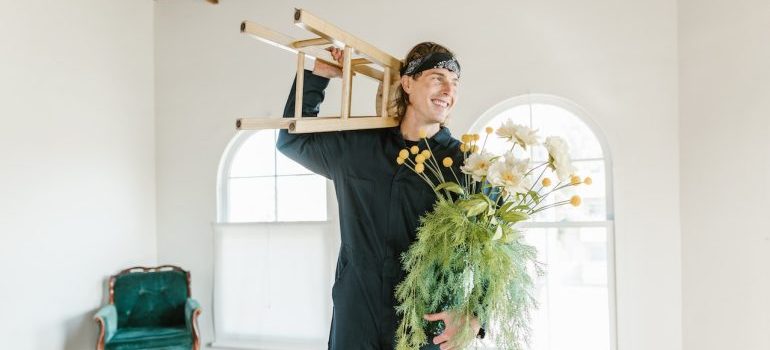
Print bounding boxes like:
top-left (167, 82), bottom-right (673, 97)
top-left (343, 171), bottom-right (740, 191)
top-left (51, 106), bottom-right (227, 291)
top-left (277, 42), bottom-right (482, 350)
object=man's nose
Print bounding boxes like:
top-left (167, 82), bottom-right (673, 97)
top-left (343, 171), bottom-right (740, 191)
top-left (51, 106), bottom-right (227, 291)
top-left (441, 82), bottom-right (455, 96)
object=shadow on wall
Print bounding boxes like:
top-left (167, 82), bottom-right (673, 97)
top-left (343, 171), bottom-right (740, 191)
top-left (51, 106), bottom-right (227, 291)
top-left (63, 275), bottom-right (109, 350)
top-left (63, 309), bottom-right (98, 350)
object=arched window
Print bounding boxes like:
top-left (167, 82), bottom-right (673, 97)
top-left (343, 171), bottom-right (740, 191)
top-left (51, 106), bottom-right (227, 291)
top-left (217, 129), bottom-right (327, 223)
top-left (471, 94), bottom-right (616, 350)
top-left (212, 130), bottom-right (335, 348)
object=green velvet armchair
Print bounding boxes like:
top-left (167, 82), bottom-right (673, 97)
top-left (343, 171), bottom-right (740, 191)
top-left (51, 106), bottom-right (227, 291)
top-left (94, 265), bottom-right (202, 350)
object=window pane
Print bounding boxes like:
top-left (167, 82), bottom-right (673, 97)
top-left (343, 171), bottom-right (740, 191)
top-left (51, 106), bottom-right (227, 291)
top-left (524, 227), bottom-right (611, 350)
top-left (276, 146), bottom-right (314, 176)
top-left (573, 160), bottom-right (607, 220)
top-left (276, 175), bottom-right (327, 221)
top-left (217, 228), bottom-right (270, 336)
top-left (216, 224), bottom-right (329, 342)
top-left (531, 160), bottom-right (607, 222)
top-left (529, 104), bottom-right (603, 161)
top-left (230, 130), bottom-right (276, 177)
top-left (227, 178), bottom-right (275, 222)
top-left (493, 105), bottom-right (533, 125)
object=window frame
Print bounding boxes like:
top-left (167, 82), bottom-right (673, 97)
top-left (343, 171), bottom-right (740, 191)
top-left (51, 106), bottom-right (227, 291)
top-left (469, 93), bottom-right (618, 350)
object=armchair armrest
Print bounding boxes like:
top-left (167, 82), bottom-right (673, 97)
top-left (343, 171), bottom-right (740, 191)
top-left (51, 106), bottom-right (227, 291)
top-left (185, 298), bottom-right (201, 331)
top-left (94, 304), bottom-right (117, 349)
top-left (185, 298), bottom-right (202, 350)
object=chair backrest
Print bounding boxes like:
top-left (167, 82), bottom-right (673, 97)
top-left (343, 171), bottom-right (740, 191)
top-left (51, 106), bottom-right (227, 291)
top-left (111, 266), bottom-right (190, 328)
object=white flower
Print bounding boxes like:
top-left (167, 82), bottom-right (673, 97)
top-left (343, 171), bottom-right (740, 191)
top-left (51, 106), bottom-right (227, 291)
top-left (488, 152), bottom-right (531, 194)
top-left (495, 120), bottom-right (540, 149)
top-left (461, 151), bottom-right (495, 182)
top-left (544, 136), bottom-right (576, 181)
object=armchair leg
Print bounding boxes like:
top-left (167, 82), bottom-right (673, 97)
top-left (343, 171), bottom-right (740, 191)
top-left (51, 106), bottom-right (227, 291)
top-left (191, 308), bottom-right (202, 350)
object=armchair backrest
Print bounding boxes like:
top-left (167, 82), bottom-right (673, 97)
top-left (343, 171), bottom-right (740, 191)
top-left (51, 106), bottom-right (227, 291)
top-left (110, 265), bottom-right (190, 328)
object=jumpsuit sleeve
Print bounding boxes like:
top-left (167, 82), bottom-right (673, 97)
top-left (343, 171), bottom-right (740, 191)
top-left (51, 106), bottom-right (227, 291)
top-left (276, 69), bottom-right (343, 179)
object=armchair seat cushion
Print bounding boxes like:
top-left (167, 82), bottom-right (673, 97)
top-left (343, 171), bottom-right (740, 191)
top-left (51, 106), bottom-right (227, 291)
top-left (105, 326), bottom-right (192, 350)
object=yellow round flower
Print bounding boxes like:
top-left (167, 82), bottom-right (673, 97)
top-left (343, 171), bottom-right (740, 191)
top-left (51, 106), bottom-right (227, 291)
top-left (570, 195), bottom-right (582, 207)
top-left (396, 157), bottom-right (405, 165)
top-left (570, 175), bottom-right (581, 185)
top-left (584, 176), bottom-right (593, 185)
top-left (473, 134), bottom-right (480, 141)
top-left (410, 145), bottom-right (419, 155)
top-left (414, 163), bottom-right (425, 173)
top-left (415, 154), bottom-right (426, 164)
top-left (442, 157), bottom-right (453, 167)
top-left (485, 126), bottom-right (494, 134)
top-left (461, 134), bottom-right (472, 143)
top-left (541, 177), bottom-right (552, 187)
top-left (421, 150), bottom-right (431, 159)
top-left (460, 143), bottom-right (469, 152)
top-left (399, 149), bottom-right (409, 159)
top-left (418, 129), bottom-right (427, 138)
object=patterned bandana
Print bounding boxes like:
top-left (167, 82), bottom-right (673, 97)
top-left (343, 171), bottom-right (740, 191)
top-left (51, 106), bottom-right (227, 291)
top-left (400, 52), bottom-right (461, 78)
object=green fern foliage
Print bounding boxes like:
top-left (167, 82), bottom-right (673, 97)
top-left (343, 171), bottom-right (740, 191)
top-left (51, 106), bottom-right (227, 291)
top-left (394, 200), bottom-right (543, 350)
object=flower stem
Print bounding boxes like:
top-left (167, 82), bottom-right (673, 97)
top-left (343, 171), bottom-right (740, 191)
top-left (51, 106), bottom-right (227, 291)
top-left (524, 162), bottom-right (548, 176)
top-left (404, 158), bottom-right (440, 197)
top-left (529, 199), bottom-right (570, 215)
top-left (422, 138), bottom-right (445, 183)
top-left (522, 166), bottom-right (549, 207)
top-left (448, 166), bottom-right (465, 199)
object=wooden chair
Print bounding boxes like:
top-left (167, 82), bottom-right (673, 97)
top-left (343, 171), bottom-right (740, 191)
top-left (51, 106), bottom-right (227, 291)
top-left (237, 9), bottom-right (402, 133)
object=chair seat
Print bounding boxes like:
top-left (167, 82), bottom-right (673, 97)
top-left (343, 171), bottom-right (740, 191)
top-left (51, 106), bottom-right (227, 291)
top-left (106, 326), bottom-right (192, 350)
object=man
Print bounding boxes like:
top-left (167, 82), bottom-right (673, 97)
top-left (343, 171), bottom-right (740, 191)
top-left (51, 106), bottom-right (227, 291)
top-left (277, 42), bottom-right (481, 350)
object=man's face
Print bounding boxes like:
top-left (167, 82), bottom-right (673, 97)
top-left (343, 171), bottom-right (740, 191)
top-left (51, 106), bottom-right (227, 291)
top-left (403, 68), bottom-right (460, 124)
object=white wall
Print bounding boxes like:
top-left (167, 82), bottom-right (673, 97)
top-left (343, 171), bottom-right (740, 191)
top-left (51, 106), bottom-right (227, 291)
top-left (0, 1), bottom-right (156, 349)
top-left (679, 1), bottom-right (770, 350)
top-left (155, 1), bottom-right (681, 349)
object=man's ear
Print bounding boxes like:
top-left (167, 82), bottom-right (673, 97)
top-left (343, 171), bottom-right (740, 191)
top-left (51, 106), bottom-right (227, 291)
top-left (401, 75), bottom-right (412, 94)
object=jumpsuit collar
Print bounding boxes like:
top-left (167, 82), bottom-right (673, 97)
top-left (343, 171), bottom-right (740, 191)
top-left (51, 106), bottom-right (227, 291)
top-left (388, 125), bottom-right (455, 148)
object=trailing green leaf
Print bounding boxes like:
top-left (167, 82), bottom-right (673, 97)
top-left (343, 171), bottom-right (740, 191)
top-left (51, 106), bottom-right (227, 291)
top-left (498, 201), bottom-right (513, 213)
top-left (435, 181), bottom-right (466, 195)
top-left (499, 210), bottom-right (529, 223)
top-left (458, 198), bottom-right (488, 217)
top-left (528, 191), bottom-right (541, 205)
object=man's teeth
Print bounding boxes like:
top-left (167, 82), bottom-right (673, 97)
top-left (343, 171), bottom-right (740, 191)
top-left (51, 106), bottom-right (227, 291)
top-left (432, 99), bottom-right (449, 107)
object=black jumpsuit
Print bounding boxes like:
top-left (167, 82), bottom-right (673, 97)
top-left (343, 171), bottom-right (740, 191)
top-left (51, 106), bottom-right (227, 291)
top-left (277, 70), bottom-right (464, 350)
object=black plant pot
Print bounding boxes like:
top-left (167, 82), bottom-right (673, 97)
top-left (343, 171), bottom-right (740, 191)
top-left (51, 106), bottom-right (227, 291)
top-left (425, 318), bottom-right (446, 337)
top-left (424, 301), bottom-right (452, 337)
